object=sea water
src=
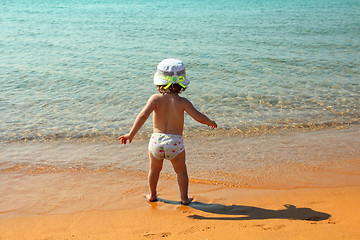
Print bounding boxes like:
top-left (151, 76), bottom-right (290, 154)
top-left (1, 0), bottom-right (359, 142)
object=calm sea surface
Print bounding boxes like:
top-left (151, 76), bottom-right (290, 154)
top-left (1, 0), bottom-right (359, 142)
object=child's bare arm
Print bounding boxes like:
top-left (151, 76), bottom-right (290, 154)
top-left (184, 99), bottom-right (217, 129)
top-left (119, 95), bottom-right (157, 144)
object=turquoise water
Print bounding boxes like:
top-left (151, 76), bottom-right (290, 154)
top-left (1, 0), bottom-right (359, 142)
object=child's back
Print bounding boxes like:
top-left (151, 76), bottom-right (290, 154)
top-left (149, 92), bottom-right (215, 136)
top-left (152, 93), bottom-right (185, 135)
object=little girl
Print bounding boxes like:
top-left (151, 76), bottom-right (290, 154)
top-left (119, 59), bottom-right (217, 205)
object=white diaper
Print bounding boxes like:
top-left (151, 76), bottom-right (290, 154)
top-left (148, 133), bottom-right (185, 160)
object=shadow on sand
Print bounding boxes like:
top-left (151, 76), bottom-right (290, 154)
top-left (157, 198), bottom-right (331, 221)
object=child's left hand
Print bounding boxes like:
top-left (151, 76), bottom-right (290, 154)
top-left (118, 134), bottom-right (133, 144)
top-left (208, 120), bottom-right (218, 129)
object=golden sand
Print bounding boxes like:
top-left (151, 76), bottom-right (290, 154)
top-left (1, 129), bottom-right (360, 239)
top-left (1, 171), bottom-right (360, 240)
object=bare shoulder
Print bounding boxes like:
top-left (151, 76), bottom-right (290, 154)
top-left (178, 96), bottom-right (193, 107)
top-left (148, 93), bottom-right (162, 102)
top-left (143, 94), bottom-right (162, 109)
top-left (178, 95), bottom-right (190, 102)
top-left (150, 93), bottom-right (163, 99)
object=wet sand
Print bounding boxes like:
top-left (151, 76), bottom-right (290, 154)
top-left (1, 128), bottom-right (360, 239)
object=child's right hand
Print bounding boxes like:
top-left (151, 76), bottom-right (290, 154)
top-left (118, 134), bottom-right (133, 144)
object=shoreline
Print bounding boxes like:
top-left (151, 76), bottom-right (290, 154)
top-left (2, 127), bottom-right (359, 189)
top-left (2, 123), bottom-right (359, 144)
top-left (1, 127), bottom-right (360, 239)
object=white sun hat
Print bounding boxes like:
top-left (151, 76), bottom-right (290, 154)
top-left (153, 58), bottom-right (190, 89)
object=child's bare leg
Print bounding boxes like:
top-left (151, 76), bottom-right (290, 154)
top-left (170, 151), bottom-right (193, 205)
top-left (147, 152), bottom-right (163, 202)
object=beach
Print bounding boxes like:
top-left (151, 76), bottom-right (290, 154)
top-left (1, 0), bottom-right (359, 238)
top-left (1, 128), bottom-right (360, 239)
top-left (1, 175), bottom-right (360, 239)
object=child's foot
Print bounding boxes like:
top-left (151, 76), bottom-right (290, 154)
top-left (181, 198), bottom-right (193, 206)
top-left (145, 194), bottom-right (158, 202)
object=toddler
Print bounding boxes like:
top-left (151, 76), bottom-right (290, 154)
top-left (119, 59), bottom-right (217, 205)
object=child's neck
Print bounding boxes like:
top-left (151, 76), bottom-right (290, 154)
top-left (162, 90), bottom-right (178, 95)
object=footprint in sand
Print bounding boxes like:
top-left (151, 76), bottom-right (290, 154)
top-left (327, 217), bottom-right (338, 224)
top-left (262, 225), bottom-right (286, 231)
top-left (251, 224), bottom-right (286, 231)
top-left (143, 232), bottom-right (171, 238)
